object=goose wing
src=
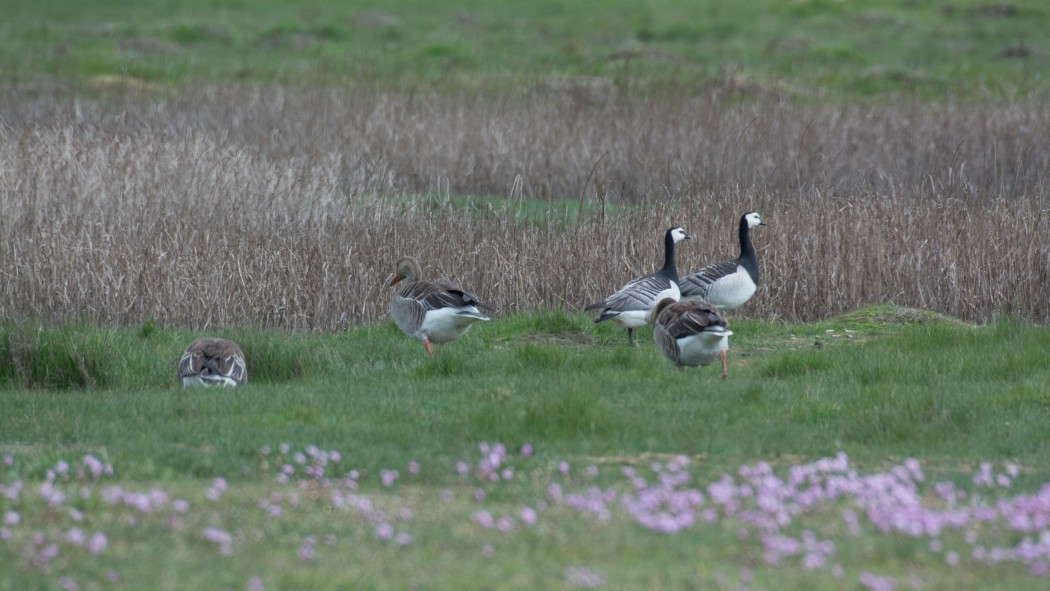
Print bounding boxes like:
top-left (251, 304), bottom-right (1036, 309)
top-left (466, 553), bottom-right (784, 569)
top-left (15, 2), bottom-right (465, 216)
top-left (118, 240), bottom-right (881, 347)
top-left (679, 261), bottom-right (738, 297)
top-left (658, 301), bottom-right (727, 339)
top-left (589, 273), bottom-right (673, 313)
top-left (205, 352), bottom-right (247, 385)
top-left (398, 280), bottom-right (493, 312)
top-left (177, 348), bottom-right (204, 378)
top-left (215, 347), bottom-right (248, 384)
top-left (654, 300), bottom-right (730, 369)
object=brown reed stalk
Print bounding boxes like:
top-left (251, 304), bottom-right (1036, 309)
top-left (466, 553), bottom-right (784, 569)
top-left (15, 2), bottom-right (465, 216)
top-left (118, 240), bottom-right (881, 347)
top-left (1, 85), bottom-right (1047, 329)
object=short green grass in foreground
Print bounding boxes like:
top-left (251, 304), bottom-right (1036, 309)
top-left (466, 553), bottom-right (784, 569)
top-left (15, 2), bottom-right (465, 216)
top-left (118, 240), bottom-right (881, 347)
top-left (1, 308), bottom-right (1049, 589)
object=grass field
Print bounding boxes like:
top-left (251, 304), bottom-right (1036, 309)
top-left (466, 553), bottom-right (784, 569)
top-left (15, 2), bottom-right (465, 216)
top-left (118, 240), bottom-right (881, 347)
top-left (3, 0), bottom-right (1050, 589)
top-left (1, 0), bottom-right (1047, 100)
top-left (2, 310), bottom-right (1050, 589)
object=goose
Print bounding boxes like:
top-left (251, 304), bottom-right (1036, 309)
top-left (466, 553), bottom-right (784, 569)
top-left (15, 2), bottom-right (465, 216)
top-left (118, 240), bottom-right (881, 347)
top-left (651, 297), bottom-right (733, 379)
top-left (178, 338), bottom-right (247, 387)
top-left (585, 227), bottom-right (691, 346)
top-left (387, 256), bottom-right (494, 355)
top-left (680, 211), bottom-right (766, 311)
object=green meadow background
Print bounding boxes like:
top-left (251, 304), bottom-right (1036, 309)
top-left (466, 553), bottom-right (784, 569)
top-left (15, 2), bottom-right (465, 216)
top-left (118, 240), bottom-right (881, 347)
top-left (2, 0), bottom-right (1046, 99)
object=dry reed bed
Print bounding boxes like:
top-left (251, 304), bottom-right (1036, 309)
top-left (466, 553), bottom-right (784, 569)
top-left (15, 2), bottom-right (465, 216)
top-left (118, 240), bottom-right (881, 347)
top-left (1, 86), bottom-right (1048, 330)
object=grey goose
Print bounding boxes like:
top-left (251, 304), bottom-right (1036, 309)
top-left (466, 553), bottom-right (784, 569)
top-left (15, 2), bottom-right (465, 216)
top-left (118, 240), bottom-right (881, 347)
top-left (178, 338), bottom-right (247, 387)
top-left (651, 297), bottom-right (733, 379)
top-left (585, 227), bottom-right (691, 346)
top-left (387, 256), bottom-right (494, 355)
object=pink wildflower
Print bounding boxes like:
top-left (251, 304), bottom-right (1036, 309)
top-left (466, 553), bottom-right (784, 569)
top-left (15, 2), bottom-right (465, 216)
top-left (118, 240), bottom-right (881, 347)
top-left (87, 532), bottom-right (107, 555)
top-left (519, 506), bottom-right (538, 526)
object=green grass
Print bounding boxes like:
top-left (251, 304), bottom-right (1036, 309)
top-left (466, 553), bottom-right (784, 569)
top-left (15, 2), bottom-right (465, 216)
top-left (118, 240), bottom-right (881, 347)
top-left (1, 309), bottom-right (1050, 588)
top-left (2, 0), bottom-right (1047, 101)
top-left (2, 309), bottom-right (1048, 476)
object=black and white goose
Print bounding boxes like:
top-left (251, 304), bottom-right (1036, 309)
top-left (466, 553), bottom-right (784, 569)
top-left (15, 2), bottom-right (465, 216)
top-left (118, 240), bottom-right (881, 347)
top-left (680, 211), bottom-right (766, 311)
top-left (585, 227), bottom-right (691, 346)
top-left (178, 338), bottom-right (248, 387)
top-left (387, 256), bottom-right (494, 355)
top-left (651, 297), bottom-right (733, 379)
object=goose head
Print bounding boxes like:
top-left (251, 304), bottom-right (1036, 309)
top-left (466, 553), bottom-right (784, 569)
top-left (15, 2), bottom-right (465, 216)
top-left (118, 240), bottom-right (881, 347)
top-left (669, 227), bottom-right (691, 243)
top-left (743, 212), bottom-right (767, 229)
top-left (387, 256), bottom-right (423, 286)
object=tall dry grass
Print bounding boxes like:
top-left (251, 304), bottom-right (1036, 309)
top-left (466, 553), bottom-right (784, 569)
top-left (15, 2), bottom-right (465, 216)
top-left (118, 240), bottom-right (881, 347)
top-left (1, 85), bottom-right (1048, 329)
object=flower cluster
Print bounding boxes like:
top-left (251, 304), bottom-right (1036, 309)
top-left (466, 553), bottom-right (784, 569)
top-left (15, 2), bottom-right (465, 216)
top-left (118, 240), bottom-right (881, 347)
top-left (3, 444), bottom-right (1050, 589)
top-left (257, 445), bottom-right (414, 549)
top-left (1, 456), bottom-right (120, 575)
top-left (620, 456), bottom-right (701, 533)
top-left (260, 444), bottom-right (341, 485)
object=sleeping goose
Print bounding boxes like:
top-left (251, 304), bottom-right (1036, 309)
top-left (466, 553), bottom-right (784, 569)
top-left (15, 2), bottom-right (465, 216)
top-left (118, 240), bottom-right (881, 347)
top-left (585, 227), bottom-right (691, 346)
top-left (680, 211), bottom-right (766, 311)
top-left (651, 297), bottom-right (733, 379)
top-left (178, 337), bottom-right (247, 387)
top-left (387, 256), bottom-right (494, 355)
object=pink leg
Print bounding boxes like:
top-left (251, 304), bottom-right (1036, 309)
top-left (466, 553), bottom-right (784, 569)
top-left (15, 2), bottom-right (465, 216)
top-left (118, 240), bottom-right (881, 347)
top-left (720, 348), bottom-right (728, 380)
top-left (424, 337), bottom-right (433, 356)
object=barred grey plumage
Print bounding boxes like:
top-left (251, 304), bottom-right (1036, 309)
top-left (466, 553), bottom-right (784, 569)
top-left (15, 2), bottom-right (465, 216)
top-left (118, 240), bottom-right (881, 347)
top-left (178, 338), bottom-right (247, 387)
top-left (388, 256), bottom-right (494, 355)
top-left (585, 227), bottom-right (691, 346)
top-left (651, 298), bottom-right (732, 379)
top-left (680, 212), bottom-right (766, 311)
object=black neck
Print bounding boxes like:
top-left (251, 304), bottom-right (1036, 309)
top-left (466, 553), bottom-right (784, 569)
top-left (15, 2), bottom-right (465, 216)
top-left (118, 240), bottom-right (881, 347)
top-left (737, 216), bottom-right (759, 284)
top-left (738, 216), bottom-right (755, 259)
top-left (660, 229), bottom-right (680, 282)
